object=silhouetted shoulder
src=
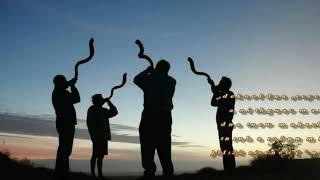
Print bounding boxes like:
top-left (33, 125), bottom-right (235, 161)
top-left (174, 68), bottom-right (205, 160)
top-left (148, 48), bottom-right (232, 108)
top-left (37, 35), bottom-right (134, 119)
top-left (169, 76), bottom-right (176, 82)
top-left (87, 105), bottom-right (95, 113)
top-left (87, 105), bottom-right (107, 114)
top-left (168, 76), bottom-right (176, 85)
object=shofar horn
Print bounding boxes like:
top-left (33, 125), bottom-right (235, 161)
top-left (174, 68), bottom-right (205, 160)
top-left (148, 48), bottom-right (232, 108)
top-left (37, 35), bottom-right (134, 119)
top-left (107, 73), bottom-right (127, 99)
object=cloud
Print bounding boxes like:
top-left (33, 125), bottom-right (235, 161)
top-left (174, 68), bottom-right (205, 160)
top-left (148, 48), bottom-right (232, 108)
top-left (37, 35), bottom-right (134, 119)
top-left (0, 113), bottom-right (204, 148)
top-left (111, 124), bottom-right (138, 132)
top-left (176, 144), bottom-right (207, 148)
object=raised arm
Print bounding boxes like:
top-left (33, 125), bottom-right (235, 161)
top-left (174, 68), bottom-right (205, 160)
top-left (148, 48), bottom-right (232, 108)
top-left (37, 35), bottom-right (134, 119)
top-left (69, 78), bottom-right (80, 104)
top-left (133, 66), bottom-right (154, 90)
top-left (106, 99), bottom-right (118, 118)
top-left (211, 93), bottom-right (221, 107)
top-left (207, 77), bottom-right (217, 93)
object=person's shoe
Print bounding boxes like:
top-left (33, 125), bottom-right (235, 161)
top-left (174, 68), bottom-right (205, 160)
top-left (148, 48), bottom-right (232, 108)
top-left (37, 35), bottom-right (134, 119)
top-left (98, 174), bottom-right (110, 180)
top-left (90, 172), bottom-right (96, 177)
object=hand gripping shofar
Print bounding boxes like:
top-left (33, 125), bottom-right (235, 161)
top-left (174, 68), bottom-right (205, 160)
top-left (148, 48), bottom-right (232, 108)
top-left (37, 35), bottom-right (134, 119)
top-left (188, 57), bottom-right (213, 81)
top-left (135, 39), bottom-right (154, 68)
top-left (73, 38), bottom-right (95, 79)
top-left (107, 73), bottom-right (127, 99)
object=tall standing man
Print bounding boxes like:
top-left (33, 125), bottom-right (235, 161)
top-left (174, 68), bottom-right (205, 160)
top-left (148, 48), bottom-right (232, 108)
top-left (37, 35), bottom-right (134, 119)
top-left (208, 76), bottom-right (236, 172)
top-left (134, 60), bottom-right (176, 178)
top-left (52, 75), bottom-right (80, 178)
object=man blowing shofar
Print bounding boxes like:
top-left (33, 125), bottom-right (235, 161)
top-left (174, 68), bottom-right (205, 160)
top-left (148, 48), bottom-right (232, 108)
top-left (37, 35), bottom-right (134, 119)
top-left (87, 94), bottom-right (118, 179)
top-left (134, 60), bottom-right (176, 178)
top-left (208, 76), bottom-right (236, 172)
top-left (52, 76), bottom-right (80, 178)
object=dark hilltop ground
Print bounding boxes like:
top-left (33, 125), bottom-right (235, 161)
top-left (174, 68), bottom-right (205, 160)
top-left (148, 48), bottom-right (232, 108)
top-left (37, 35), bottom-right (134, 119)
top-left (1, 151), bottom-right (320, 180)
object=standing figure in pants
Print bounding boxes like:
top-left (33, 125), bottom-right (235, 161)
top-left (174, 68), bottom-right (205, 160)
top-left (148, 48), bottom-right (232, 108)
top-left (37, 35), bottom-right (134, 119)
top-left (208, 76), bottom-right (236, 172)
top-left (87, 94), bottom-right (118, 178)
top-left (52, 75), bottom-right (80, 178)
top-left (134, 60), bottom-right (176, 178)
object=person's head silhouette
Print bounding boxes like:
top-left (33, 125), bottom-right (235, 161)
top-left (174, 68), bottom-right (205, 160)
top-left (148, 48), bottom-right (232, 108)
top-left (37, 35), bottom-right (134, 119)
top-left (92, 94), bottom-right (105, 106)
top-left (217, 76), bottom-right (232, 91)
top-left (155, 60), bottom-right (170, 74)
top-left (53, 75), bottom-right (68, 89)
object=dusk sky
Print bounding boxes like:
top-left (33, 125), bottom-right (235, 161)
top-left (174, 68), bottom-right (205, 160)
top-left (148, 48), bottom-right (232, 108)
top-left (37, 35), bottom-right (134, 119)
top-left (1, 0), bottom-right (320, 175)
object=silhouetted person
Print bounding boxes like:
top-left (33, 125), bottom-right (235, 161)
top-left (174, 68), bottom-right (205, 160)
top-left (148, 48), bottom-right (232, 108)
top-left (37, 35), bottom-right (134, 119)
top-left (87, 94), bottom-right (118, 179)
top-left (134, 60), bottom-right (176, 178)
top-left (208, 77), bottom-right (236, 172)
top-left (52, 75), bottom-right (80, 178)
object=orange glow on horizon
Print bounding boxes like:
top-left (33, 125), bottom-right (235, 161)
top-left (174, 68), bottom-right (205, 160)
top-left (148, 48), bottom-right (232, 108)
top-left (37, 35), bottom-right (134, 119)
top-left (0, 133), bottom-right (138, 160)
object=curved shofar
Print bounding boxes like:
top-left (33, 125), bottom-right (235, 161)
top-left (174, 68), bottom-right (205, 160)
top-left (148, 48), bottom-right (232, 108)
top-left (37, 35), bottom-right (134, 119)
top-left (135, 39), bottom-right (154, 68)
top-left (74, 38), bottom-right (95, 79)
top-left (188, 57), bottom-right (212, 80)
top-left (107, 73), bottom-right (127, 99)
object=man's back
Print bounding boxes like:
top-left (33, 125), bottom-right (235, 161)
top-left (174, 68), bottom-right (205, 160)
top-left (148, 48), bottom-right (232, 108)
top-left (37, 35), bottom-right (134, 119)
top-left (134, 72), bottom-right (176, 111)
top-left (87, 105), bottom-right (111, 140)
top-left (143, 73), bottom-right (176, 110)
top-left (52, 88), bottom-right (77, 125)
top-left (211, 90), bottom-right (235, 123)
top-left (134, 61), bottom-right (176, 177)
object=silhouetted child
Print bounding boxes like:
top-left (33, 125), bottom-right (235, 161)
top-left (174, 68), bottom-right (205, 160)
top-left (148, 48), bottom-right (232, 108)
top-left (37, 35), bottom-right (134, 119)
top-left (52, 75), bottom-right (80, 178)
top-left (86, 94), bottom-right (118, 179)
top-left (208, 77), bottom-right (236, 172)
top-left (134, 60), bottom-right (176, 178)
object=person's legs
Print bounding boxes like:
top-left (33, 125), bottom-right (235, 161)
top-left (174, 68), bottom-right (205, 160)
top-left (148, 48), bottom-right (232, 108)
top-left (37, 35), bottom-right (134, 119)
top-left (139, 128), bottom-right (156, 176)
top-left (55, 126), bottom-right (74, 177)
top-left (97, 155), bottom-right (104, 178)
top-left (156, 112), bottom-right (174, 176)
top-left (157, 132), bottom-right (174, 176)
top-left (55, 135), bottom-right (63, 175)
top-left (91, 153), bottom-right (97, 177)
top-left (64, 125), bottom-right (75, 173)
top-left (91, 140), bottom-right (98, 177)
top-left (218, 122), bottom-right (235, 172)
top-left (224, 125), bottom-right (235, 171)
top-left (139, 110), bottom-right (156, 177)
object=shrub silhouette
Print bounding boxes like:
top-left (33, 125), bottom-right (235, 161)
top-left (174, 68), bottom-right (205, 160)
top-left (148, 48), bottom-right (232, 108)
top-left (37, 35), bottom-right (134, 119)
top-left (251, 140), bottom-right (301, 170)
